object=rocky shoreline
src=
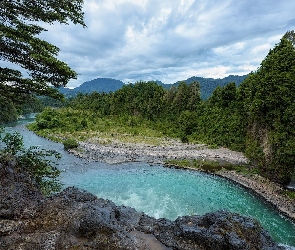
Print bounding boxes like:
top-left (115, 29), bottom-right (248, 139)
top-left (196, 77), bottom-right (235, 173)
top-left (69, 139), bottom-right (248, 165)
top-left (69, 139), bottom-right (295, 223)
top-left (0, 157), bottom-right (286, 249)
top-left (217, 171), bottom-right (295, 222)
top-left (1, 135), bottom-right (295, 249)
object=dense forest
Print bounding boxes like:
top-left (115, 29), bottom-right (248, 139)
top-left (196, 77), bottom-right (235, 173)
top-left (29, 32), bottom-right (295, 185)
top-left (0, 95), bottom-right (44, 123)
top-left (170, 74), bottom-right (247, 99)
top-left (0, 75), bottom-right (245, 123)
top-left (56, 75), bottom-right (246, 99)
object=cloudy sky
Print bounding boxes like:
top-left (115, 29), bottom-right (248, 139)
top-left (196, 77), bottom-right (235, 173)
top-left (41, 0), bottom-right (295, 88)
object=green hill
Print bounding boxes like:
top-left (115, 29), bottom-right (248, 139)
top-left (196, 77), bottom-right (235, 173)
top-left (59, 75), bottom-right (247, 99)
top-left (59, 78), bottom-right (125, 96)
top-left (173, 75), bottom-right (247, 99)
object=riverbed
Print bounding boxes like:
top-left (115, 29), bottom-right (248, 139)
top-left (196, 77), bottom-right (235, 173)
top-left (3, 116), bottom-right (295, 247)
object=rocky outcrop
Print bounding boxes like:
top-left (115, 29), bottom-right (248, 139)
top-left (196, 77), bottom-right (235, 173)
top-left (0, 155), bottom-right (43, 220)
top-left (0, 159), bottom-right (283, 250)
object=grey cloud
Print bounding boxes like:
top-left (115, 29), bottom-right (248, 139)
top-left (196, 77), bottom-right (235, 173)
top-left (26, 0), bottom-right (295, 87)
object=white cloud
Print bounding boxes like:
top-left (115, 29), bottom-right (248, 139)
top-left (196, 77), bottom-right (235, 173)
top-left (251, 44), bottom-right (272, 55)
top-left (13, 0), bottom-right (295, 87)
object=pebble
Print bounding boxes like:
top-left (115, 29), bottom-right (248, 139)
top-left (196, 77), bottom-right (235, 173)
top-left (74, 141), bottom-right (248, 165)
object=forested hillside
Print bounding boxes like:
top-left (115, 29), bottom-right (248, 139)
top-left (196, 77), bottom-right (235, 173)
top-left (29, 32), bottom-right (295, 185)
top-left (59, 78), bottom-right (125, 96)
top-left (58, 75), bottom-right (247, 99)
top-left (166, 75), bottom-right (247, 99)
top-left (0, 72), bottom-right (246, 123)
top-left (0, 95), bottom-right (44, 123)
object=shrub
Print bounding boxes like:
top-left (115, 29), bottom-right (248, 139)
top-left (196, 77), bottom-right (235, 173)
top-left (63, 138), bottom-right (79, 150)
top-left (81, 118), bottom-right (88, 128)
top-left (36, 119), bottom-right (50, 129)
top-left (0, 128), bottom-right (62, 195)
top-left (180, 135), bottom-right (189, 143)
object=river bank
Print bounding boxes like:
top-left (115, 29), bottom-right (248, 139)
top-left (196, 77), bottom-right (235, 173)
top-left (69, 138), bottom-right (248, 165)
top-left (216, 171), bottom-right (295, 221)
top-left (69, 139), bottom-right (295, 222)
top-left (0, 159), bottom-right (282, 250)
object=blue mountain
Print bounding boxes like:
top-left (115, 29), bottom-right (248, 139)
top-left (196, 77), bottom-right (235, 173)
top-left (59, 75), bottom-right (248, 99)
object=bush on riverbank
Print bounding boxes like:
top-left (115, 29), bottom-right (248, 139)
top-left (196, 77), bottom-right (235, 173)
top-left (63, 138), bottom-right (79, 150)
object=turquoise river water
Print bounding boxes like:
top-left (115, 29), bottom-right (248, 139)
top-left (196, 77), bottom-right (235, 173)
top-left (3, 115), bottom-right (295, 247)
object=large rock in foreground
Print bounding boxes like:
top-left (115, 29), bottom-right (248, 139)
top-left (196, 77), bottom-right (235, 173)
top-left (0, 159), bottom-right (283, 250)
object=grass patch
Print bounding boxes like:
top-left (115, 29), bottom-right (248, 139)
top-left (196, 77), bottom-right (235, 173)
top-left (165, 158), bottom-right (250, 173)
top-left (284, 190), bottom-right (295, 200)
top-left (27, 110), bottom-right (180, 146)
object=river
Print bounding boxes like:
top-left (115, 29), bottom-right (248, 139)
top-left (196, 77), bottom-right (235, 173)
top-left (3, 115), bottom-right (295, 247)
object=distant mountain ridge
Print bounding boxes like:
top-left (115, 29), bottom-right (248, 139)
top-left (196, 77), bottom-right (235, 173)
top-left (177, 75), bottom-right (248, 99)
top-left (59, 75), bottom-right (248, 99)
top-left (59, 78), bottom-right (125, 96)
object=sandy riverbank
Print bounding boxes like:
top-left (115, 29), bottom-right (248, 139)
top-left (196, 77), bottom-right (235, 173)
top-left (69, 139), bottom-right (295, 222)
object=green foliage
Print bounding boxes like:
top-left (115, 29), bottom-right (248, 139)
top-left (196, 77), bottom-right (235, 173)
top-left (283, 30), bottom-right (295, 46)
top-left (80, 118), bottom-right (88, 128)
top-left (208, 82), bottom-right (237, 108)
top-left (1, 131), bottom-right (24, 155)
top-left (178, 110), bottom-right (198, 139)
top-left (284, 190), bottom-right (295, 200)
top-left (38, 96), bottom-right (66, 109)
top-left (111, 81), bottom-right (166, 120)
top-left (19, 147), bottom-right (62, 195)
top-left (0, 128), bottom-right (62, 195)
top-left (0, 0), bottom-right (85, 122)
top-left (0, 96), bottom-right (18, 124)
top-left (0, 94), bottom-right (45, 124)
top-left (31, 80), bottom-right (245, 150)
top-left (19, 95), bottom-right (45, 114)
top-left (165, 158), bottom-right (249, 173)
top-left (63, 139), bottom-right (79, 150)
top-left (180, 135), bottom-right (189, 143)
top-left (244, 135), bottom-right (264, 166)
top-left (240, 34), bottom-right (295, 184)
top-left (34, 107), bottom-right (62, 129)
top-left (192, 83), bottom-right (246, 151)
top-left (180, 75), bottom-right (247, 99)
top-left (28, 32), bottom-right (295, 185)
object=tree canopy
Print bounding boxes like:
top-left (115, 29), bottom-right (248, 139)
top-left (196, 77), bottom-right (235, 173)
top-left (30, 31), bottom-right (295, 185)
top-left (0, 0), bottom-right (85, 105)
top-left (239, 33), bottom-right (295, 184)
